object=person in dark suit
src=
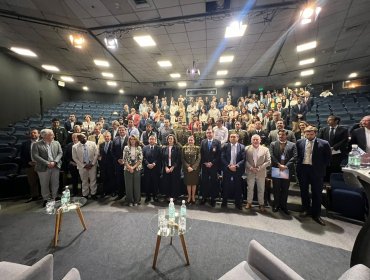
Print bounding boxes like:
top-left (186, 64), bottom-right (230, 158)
top-left (64, 114), bottom-right (77, 133)
top-left (290, 98), bottom-right (308, 132)
top-left (161, 134), bottom-right (182, 200)
top-left (63, 133), bottom-right (80, 196)
top-left (111, 125), bottom-right (128, 200)
top-left (247, 120), bottom-right (268, 146)
top-left (318, 115), bottom-right (349, 181)
top-left (51, 118), bottom-right (68, 149)
top-left (221, 133), bottom-right (245, 209)
top-left (143, 135), bottom-right (161, 203)
top-left (20, 128), bottom-right (40, 202)
top-left (269, 129), bottom-right (297, 214)
top-left (349, 115), bottom-right (370, 152)
top-left (266, 111), bottom-right (280, 133)
top-left (98, 131), bottom-right (115, 197)
top-left (200, 129), bottom-right (222, 207)
top-left (296, 126), bottom-right (331, 226)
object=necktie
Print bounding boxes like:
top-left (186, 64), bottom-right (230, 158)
top-left (329, 128), bottom-right (335, 146)
top-left (96, 135), bottom-right (99, 144)
top-left (168, 146), bottom-right (172, 166)
top-left (303, 141), bottom-right (313, 165)
top-left (208, 140), bottom-right (212, 150)
top-left (121, 137), bottom-right (124, 149)
top-left (231, 144), bottom-right (236, 164)
top-left (104, 142), bottom-right (109, 153)
top-left (83, 144), bottom-right (89, 164)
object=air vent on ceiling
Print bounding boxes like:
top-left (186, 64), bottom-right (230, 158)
top-left (129, 0), bottom-right (151, 9)
top-left (345, 23), bottom-right (365, 32)
top-left (334, 48), bottom-right (347, 54)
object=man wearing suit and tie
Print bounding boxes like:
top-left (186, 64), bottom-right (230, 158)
top-left (112, 125), bottom-right (128, 200)
top-left (247, 120), bottom-right (268, 146)
top-left (291, 98), bottom-right (308, 132)
top-left (245, 134), bottom-right (271, 212)
top-left (31, 129), bottom-right (63, 207)
top-left (221, 133), bottom-right (245, 210)
top-left (72, 133), bottom-right (99, 199)
top-left (267, 120), bottom-right (296, 145)
top-left (269, 129), bottom-right (297, 214)
top-left (350, 115), bottom-right (370, 152)
top-left (318, 115), bottom-right (348, 181)
top-left (98, 131), bottom-right (115, 197)
top-left (200, 129), bottom-right (222, 207)
top-left (296, 126), bottom-right (331, 226)
top-left (143, 135), bottom-right (161, 203)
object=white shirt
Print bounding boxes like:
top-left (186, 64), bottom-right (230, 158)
top-left (230, 144), bottom-right (237, 165)
top-left (213, 126), bottom-right (228, 144)
top-left (365, 128), bottom-right (370, 153)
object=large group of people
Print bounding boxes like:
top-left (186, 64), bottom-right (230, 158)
top-left (20, 88), bottom-right (369, 226)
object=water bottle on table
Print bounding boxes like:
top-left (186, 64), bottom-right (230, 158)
top-left (348, 145), bottom-right (361, 169)
top-left (168, 198), bottom-right (175, 222)
top-left (61, 186), bottom-right (71, 211)
top-left (179, 200), bottom-right (187, 232)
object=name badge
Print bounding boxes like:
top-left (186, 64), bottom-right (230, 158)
top-left (281, 154), bottom-right (285, 161)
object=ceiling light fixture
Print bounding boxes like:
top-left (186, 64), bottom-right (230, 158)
top-left (102, 72), bottom-right (114, 78)
top-left (219, 55), bottom-right (234, 63)
top-left (107, 81), bottom-right (117, 87)
top-left (69, 34), bottom-right (85, 49)
top-left (300, 6), bottom-right (321, 25)
top-left (297, 41), bottom-right (317, 52)
top-left (157, 60), bottom-right (172, 67)
top-left (10, 47), bottom-right (37, 57)
top-left (299, 58), bottom-right (315, 65)
top-left (349, 72), bottom-right (358, 78)
top-left (82, 86), bottom-right (89, 91)
top-left (170, 73), bottom-right (181, 78)
top-left (178, 82), bottom-right (187, 87)
top-left (217, 70), bottom-right (228, 76)
top-left (60, 76), bottom-right (74, 82)
top-left (133, 35), bottom-right (156, 47)
top-left (41, 64), bottom-right (60, 72)
top-left (215, 80), bottom-right (224, 86)
top-left (186, 61), bottom-right (200, 78)
top-left (295, 81), bottom-right (302, 86)
top-left (225, 21), bottom-right (247, 38)
top-left (119, 89), bottom-right (124, 94)
top-left (94, 59), bottom-right (110, 67)
top-left (300, 69), bottom-right (314, 76)
top-left (104, 34), bottom-right (118, 49)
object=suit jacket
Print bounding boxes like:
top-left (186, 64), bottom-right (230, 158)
top-left (296, 138), bottom-right (331, 178)
top-left (267, 129), bottom-right (296, 145)
top-left (143, 144), bottom-right (161, 173)
top-left (99, 141), bottom-right (114, 166)
top-left (269, 141), bottom-right (297, 176)
top-left (349, 127), bottom-right (367, 152)
top-left (112, 135), bottom-right (128, 162)
top-left (318, 126), bottom-right (348, 153)
top-left (245, 145), bottom-right (271, 177)
top-left (72, 140), bottom-right (99, 170)
top-left (20, 139), bottom-right (36, 168)
top-left (88, 134), bottom-right (105, 146)
top-left (221, 143), bottom-right (245, 176)
top-left (51, 127), bottom-right (68, 147)
top-left (291, 103), bottom-right (308, 122)
top-left (161, 145), bottom-right (181, 171)
top-left (266, 120), bottom-right (277, 133)
top-left (64, 120), bottom-right (76, 132)
top-left (31, 140), bottom-right (63, 172)
top-left (247, 129), bottom-right (268, 146)
top-left (200, 138), bottom-right (222, 169)
top-left (63, 142), bottom-right (75, 171)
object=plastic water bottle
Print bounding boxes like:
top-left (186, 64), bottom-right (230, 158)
top-left (348, 144), bottom-right (361, 169)
top-left (61, 186), bottom-right (70, 206)
top-left (179, 200), bottom-right (187, 231)
top-left (168, 198), bottom-right (175, 222)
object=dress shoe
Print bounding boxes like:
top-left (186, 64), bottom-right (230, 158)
top-left (210, 200), bottom-right (216, 207)
top-left (281, 208), bottom-right (290, 215)
top-left (200, 199), bottom-right (206, 205)
top-left (312, 216), bottom-right (326, 226)
top-left (114, 196), bottom-right (123, 201)
top-left (272, 207), bottom-right (279, 212)
top-left (145, 197), bottom-right (151, 203)
top-left (245, 203), bottom-right (252, 209)
top-left (259, 205), bottom-right (266, 212)
top-left (221, 202), bottom-right (227, 208)
top-left (91, 195), bottom-right (98, 200)
top-left (235, 205), bottom-right (242, 210)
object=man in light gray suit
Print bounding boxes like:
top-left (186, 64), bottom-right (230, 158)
top-left (245, 134), bottom-right (271, 212)
top-left (32, 129), bottom-right (63, 207)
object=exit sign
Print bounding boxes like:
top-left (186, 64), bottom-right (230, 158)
top-left (258, 87), bottom-right (264, 91)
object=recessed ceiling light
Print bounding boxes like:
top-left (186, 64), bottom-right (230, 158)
top-left (219, 55), bottom-right (234, 63)
top-left (60, 76), bottom-right (74, 82)
top-left (119, 89), bottom-right (124, 94)
top-left (178, 82), bottom-right (187, 87)
top-left (215, 80), bottom-right (224, 86)
top-left (295, 81), bottom-right (302, 86)
top-left (104, 35), bottom-right (118, 49)
top-left (217, 70), bottom-right (228, 76)
top-left (345, 80), bottom-right (350, 83)
top-left (301, 18), bottom-right (312, 25)
top-left (102, 72), bottom-right (114, 78)
top-left (82, 86), bottom-right (89, 91)
top-left (297, 41), bottom-right (317, 52)
top-left (299, 58), bottom-right (315, 65)
top-left (170, 73), bottom-right (181, 78)
top-left (349, 72), bottom-right (358, 78)
top-left (41, 64), bottom-right (60, 72)
top-left (133, 35), bottom-right (156, 47)
top-left (94, 59), bottom-right (110, 67)
top-left (157, 60), bottom-right (172, 67)
top-left (107, 81), bottom-right (117, 87)
top-left (224, 21), bottom-right (247, 38)
top-left (10, 47), bottom-right (37, 57)
top-left (69, 34), bottom-right (85, 49)
top-left (300, 69), bottom-right (314, 76)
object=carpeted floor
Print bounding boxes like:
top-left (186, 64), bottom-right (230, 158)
top-left (0, 211), bottom-right (351, 280)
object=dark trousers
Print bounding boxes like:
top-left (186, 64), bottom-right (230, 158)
top-left (201, 167), bottom-right (218, 200)
top-left (222, 173), bottom-right (243, 206)
top-left (297, 165), bottom-right (324, 217)
top-left (26, 167), bottom-right (40, 198)
top-left (162, 168), bottom-right (180, 199)
top-left (324, 153), bottom-right (344, 182)
top-left (101, 162), bottom-right (115, 194)
top-left (272, 178), bottom-right (290, 210)
top-left (114, 162), bottom-right (125, 197)
top-left (144, 167), bottom-right (160, 198)
top-left (68, 164), bottom-right (80, 195)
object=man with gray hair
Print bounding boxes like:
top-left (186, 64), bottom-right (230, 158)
top-left (31, 128), bottom-right (63, 207)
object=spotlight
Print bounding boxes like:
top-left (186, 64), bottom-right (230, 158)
top-left (69, 34), bottom-right (85, 49)
top-left (300, 6), bottom-right (321, 25)
top-left (104, 34), bottom-right (118, 49)
top-left (186, 61), bottom-right (200, 78)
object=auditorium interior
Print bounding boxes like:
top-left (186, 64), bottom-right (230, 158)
top-left (0, 0), bottom-right (370, 279)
